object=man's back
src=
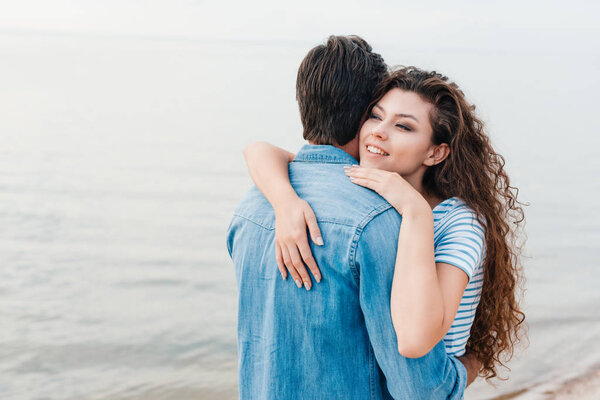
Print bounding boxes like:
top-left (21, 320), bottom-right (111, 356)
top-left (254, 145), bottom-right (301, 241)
top-left (227, 145), bottom-right (466, 399)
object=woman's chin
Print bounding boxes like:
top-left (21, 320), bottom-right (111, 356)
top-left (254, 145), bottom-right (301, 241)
top-left (359, 157), bottom-right (384, 169)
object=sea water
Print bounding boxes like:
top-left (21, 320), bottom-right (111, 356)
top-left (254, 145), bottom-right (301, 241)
top-left (1, 32), bottom-right (599, 399)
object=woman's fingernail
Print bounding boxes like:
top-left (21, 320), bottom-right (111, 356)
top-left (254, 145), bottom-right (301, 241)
top-left (281, 272), bottom-right (287, 280)
top-left (295, 279), bottom-right (302, 288)
top-left (315, 237), bottom-right (324, 246)
top-left (315, 275), bottom-right (321, 283)
top-left (304, 282), bottom-right (311, 291)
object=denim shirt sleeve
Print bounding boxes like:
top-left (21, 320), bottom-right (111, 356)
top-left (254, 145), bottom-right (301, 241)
top-left (354, 210), bottom-right (467, 400)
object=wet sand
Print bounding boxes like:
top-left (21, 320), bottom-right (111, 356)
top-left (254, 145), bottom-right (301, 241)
top-left (486, 366), bottom-right (600, 400)
top-left (547, 367), bottom-right (600, 400)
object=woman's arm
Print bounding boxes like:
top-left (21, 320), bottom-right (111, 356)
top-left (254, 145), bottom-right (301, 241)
top-left (243, 142), bottom-right (296, 206)
top-left (345, 166), bottom-right (469, 358)
top-left (243, 142), bottom-right (323, 289)
top-left (391, 203), bottom-right (468, 357)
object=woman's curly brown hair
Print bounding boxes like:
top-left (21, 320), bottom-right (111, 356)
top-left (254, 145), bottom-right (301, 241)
top-left (367, 67), bottom-right (527, 380)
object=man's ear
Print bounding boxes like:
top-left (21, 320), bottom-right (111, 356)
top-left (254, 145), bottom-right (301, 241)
top-left (424, 143), bottom-right (450, 167)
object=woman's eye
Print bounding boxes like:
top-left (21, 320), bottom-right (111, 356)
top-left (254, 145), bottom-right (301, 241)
top-left (396, 124), bottom-right (411, 131)
top-left (369, 113), bottom-right (381, 120)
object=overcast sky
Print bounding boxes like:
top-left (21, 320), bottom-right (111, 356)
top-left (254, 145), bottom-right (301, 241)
top-left (1, 0), bottom-right (598, 52)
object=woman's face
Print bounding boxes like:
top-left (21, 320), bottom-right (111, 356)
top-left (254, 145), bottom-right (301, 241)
top-left (358, 88), bottom-right (439, 184)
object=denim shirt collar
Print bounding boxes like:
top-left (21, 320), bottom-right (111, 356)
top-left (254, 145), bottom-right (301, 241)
top-left (293, 144), bottom-right (358, 165)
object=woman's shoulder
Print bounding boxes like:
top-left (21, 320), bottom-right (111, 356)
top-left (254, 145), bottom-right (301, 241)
top-left (433, 197), bottom-right (484, 235)
top-left (433, 197), bottom-right (474, 219)
top-left (433, 197), bottom-right (486, 277)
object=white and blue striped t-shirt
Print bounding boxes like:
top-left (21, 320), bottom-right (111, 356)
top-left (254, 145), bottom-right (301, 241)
top-left (433, 197), bottom-right (485, 356)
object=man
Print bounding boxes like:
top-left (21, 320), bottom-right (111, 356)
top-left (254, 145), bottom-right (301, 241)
top-left (227, 35), bottom-right (478, 399)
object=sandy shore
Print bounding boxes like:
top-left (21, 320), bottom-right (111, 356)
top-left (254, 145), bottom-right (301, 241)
top-left (487, 365), bottom-right (600, 400)
top-left (546, 367), bottom-right (600, 400)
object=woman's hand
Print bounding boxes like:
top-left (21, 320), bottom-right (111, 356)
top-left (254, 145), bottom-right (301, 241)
top-left (343, 166), bottom-right (426, 214)
top-left (274, 197), bottom-right (323, 290)
top-left (242, 142), bottom-right (323, 290)
top-left (458, 353), bottom-right (481, 387)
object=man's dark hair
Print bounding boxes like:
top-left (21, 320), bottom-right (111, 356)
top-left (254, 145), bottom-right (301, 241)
top-left (296, 35), bottom-right (387, 146)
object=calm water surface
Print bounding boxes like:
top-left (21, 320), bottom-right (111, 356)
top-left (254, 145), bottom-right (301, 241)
top-left (0, 33), bottom-right (599, 399)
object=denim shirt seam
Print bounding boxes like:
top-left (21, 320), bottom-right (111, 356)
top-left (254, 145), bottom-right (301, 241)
top-left (348, 228), bottom-right (362, 284)
top-left (346, 204), bottom-right (392, 399)
top-left (232, 214), bottom-right (376, 233)
top-left (232, 213), bottom-right (275, 231)
top-left (314, 219), bottom-right (359, 228)
top-left (357, 203), bottom-right (394, 231)
top-left (369, 344), bottom-right (376, 400)
top-left (292, 159), bottom-right (355, 165)
top-left (348, 203), bottom-right (394, 285)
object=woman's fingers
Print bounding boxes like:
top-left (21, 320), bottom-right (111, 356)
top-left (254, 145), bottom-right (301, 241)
top-left (297, 238), bottom-right (321, 283)
top-left (343, 165), bottom-right (417, 214)
top-left (274, 198), bottom-right (323, 290)
top-left (280, 245), bottom-right (303, 288)
top-left (275, 243), bottom-right (287, 280)
top-left (344, 166), bottom-right (385, 181)
top-left (286, 245), bottom-right (312, 290)
top-left (348, 175), bottom-right (380, 191)
top-left (348, 176), bottom-right (371, 188)
top-left (304, 209), bottom-right (324, 247)
top-left (344, 166), bottom-right (387, 191)
top-left (280, 240), bottom-right (320, 289)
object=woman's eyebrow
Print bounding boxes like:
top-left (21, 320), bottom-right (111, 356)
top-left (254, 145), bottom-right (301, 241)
top-left (374, 104), bottom-right (419, 122)
top-left (395, 113), bottom-right (419, 122)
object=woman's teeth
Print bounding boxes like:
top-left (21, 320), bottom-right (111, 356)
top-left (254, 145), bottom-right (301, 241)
top-left (367, 145), bottom-right (389, 156)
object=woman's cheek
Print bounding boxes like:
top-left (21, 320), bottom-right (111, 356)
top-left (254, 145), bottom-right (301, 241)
top-left (358, 129), bottom-right (369, 142)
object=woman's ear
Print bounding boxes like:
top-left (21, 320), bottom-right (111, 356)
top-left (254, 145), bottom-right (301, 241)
top-left (424, 143), bottom-right (450, 166)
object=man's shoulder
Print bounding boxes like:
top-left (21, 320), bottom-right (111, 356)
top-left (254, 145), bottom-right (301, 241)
top-left (288, 162), bottom-right (399, 229)
top-left (231, 187), bottom-right (276, 230)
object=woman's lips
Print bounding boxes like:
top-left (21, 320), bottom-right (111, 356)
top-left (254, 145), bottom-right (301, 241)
top-left (366, 145), bottom-right (389, 156)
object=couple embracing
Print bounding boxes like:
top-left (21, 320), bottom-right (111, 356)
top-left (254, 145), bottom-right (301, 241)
top-left (227, 35), bottom-right (525, 399)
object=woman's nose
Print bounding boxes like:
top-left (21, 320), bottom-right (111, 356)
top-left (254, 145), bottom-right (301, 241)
top-left (371, 123), bottom-right (387, 139)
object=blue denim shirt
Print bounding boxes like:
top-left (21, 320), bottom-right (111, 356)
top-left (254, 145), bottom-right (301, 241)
top-left (227, 145), bottom-right (467, 400)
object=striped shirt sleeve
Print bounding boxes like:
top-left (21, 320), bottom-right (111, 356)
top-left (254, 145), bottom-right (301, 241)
top-left (434, 206), bottom-right (485, 281)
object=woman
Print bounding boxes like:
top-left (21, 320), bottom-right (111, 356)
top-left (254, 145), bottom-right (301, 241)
top-left (244, 67), bottom-right (525, 380)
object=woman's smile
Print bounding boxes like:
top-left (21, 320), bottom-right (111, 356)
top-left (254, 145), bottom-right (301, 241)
top-left (365, 144), bottom-right (390, 156)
